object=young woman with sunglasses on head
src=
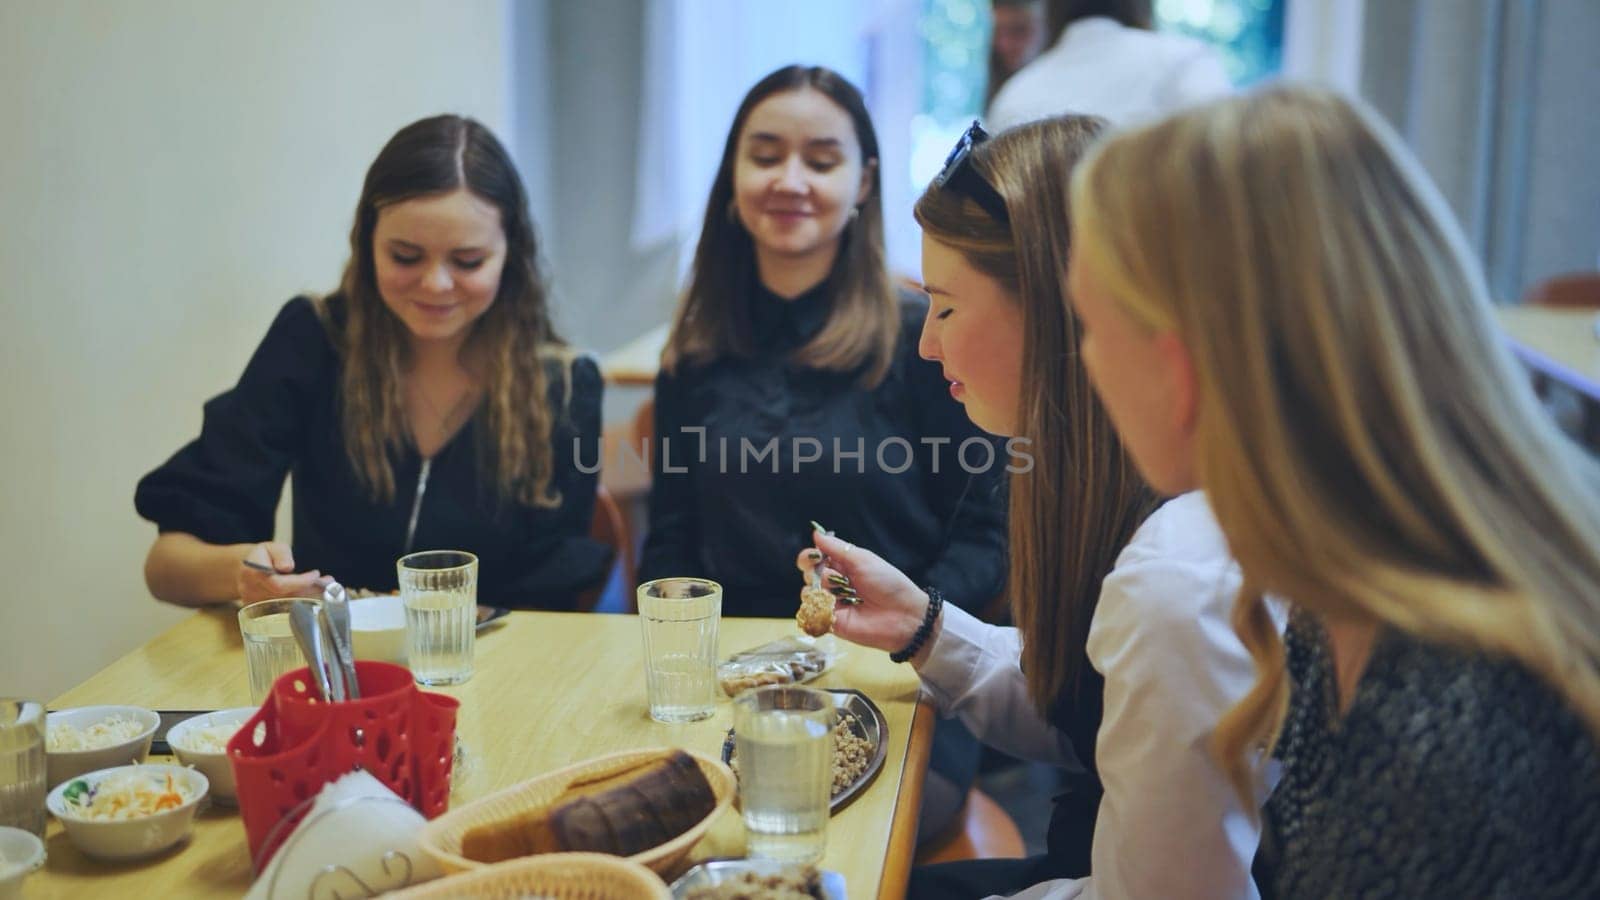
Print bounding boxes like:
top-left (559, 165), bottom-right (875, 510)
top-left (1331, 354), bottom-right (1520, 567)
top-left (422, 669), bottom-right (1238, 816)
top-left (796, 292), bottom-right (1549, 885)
top-left (137, 115), bottom-right (609, 609)
top-left (639, 65), bottom-right (1009, 838)
top-left (1068, 85), bottom-right (1600, 897)
top-left (803, 117), bottom-right (1272, 899)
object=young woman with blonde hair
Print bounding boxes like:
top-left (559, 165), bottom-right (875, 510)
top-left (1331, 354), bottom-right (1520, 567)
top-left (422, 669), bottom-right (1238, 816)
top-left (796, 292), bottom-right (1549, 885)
top-left (805, 115), bottom-right (1271, 899)
top-left (137, 115), bottom-right (609, 609)
top-left (1069, 84), bottom-right (1600, 896)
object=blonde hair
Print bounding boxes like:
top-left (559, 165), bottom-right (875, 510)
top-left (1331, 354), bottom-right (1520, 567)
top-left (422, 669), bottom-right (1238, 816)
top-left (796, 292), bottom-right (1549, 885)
top-left (916, 116), bottom-right (1158, 718)
top-left (1071, 85), bottom-right (1600, 802)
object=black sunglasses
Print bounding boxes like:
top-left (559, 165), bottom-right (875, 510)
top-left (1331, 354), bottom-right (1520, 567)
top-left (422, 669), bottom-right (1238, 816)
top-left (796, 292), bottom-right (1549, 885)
top-left (933, 121), bottom-right (1011, 225)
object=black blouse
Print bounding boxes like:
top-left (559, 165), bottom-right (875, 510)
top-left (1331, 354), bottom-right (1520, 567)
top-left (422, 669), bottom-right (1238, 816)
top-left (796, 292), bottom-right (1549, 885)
top-left (638, 281), bottom-right (1009, 618)
top-left (134, 297), bottom-right (610, 609)
top-left (1256, 612), bottom-right (1600, 899)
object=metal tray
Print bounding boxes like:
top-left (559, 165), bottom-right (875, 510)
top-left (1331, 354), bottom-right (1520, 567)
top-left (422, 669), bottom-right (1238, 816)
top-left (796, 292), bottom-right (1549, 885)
top-left (670, 858), bottom-right (847, 899)
top-left (721, 688), bottom-right (887, 814)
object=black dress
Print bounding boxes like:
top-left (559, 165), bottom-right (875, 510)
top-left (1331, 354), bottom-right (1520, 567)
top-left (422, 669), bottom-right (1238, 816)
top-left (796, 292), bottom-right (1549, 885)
top-left (1256, 612), bottom-right (1600, 899)
top-left (135, 297), bottom-right (611, 609)
top-left (639, 281), bottom-right (1009, 617)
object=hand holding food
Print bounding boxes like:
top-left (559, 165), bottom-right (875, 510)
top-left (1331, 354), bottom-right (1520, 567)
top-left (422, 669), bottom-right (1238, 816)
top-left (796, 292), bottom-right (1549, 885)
top-left (798, 531), bottom-right (933, 655)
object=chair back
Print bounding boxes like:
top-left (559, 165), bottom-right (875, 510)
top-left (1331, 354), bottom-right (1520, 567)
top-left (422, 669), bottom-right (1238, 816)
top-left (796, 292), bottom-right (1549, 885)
top-left (576, 484), bottom-right (635, 612)
top-left (1525, 272), bottom-right (1600, 309)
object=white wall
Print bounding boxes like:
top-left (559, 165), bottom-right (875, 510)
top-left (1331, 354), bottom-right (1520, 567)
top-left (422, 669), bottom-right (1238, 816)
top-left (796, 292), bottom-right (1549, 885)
top-left (0, 0), bottom-right (519, 699)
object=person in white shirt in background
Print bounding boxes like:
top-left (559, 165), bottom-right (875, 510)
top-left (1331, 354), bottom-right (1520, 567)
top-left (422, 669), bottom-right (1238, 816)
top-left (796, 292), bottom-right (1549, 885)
top-left (798, 115), bottom-right (1274, 899)
top-left (987, 0), bottom-right (1232, 131)
top-left (986, 0), bottom-right (1052, 113)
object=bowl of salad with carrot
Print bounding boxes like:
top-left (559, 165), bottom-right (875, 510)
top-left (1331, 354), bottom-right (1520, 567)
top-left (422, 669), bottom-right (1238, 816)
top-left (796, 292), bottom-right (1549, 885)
top-left (45, 763), bottom-right (209, 861)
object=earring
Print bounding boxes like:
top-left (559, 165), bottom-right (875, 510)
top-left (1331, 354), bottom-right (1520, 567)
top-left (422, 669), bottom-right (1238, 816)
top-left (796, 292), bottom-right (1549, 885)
top-left (847, 206), bottom-right (860, 223)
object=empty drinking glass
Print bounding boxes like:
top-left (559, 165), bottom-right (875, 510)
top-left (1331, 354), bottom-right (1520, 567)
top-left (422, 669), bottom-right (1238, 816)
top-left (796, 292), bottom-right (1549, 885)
top-left (399, 550), bottom-right (478, 686)
top-left (636, 578), bottom-right (721, 723)
top-left (0, 699), bottom-right (46, 837)
top-left (239, 599), bottom-right (310, 704)
top-left (734, 684), bottom-right (834, 863)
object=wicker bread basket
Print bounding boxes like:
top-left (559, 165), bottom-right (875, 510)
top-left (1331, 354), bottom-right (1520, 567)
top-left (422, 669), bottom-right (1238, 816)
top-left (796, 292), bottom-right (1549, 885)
top-left (385, 853), bottom-right (671, 899)
top-left (418, 747), bottom-right (736, 877)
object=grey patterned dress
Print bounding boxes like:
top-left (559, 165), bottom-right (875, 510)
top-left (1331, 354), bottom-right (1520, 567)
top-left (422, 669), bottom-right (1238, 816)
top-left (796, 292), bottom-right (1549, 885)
top-left (1256, 612), bottom-right (1600, 899)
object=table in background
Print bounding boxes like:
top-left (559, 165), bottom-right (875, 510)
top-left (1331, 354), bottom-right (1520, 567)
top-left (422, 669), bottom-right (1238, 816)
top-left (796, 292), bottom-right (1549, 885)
top-left (1496, 306), bottom-right (1600, 400)
top-left (33, 608), bottom-right (934, 899)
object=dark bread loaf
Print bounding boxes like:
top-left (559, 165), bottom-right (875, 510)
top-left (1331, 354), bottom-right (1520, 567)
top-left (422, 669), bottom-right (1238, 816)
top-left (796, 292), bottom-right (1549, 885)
top-left (549, 749), bottom-right (717, 854)
top-left (460, 749), bottom-right (716, 862)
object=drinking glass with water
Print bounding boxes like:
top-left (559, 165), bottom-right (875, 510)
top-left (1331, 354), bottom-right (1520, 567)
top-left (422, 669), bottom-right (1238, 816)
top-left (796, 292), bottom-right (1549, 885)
top-left (238, 598), bottom-right (311, 704)
top-left (734, 684), bottom-right (834, 863)
top-left (398, 550), bottom-right (478, 686)
top-left (636, 577), bottom-right (721, 723)
top-left (0, 699), bottom-right (46, 837)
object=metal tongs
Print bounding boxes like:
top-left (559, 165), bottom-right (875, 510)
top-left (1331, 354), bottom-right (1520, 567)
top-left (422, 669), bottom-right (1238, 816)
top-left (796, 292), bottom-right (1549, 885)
top-left (321, 581), bottom-right (360, 700)
top-left (285, 582), bottom-right (360, 702)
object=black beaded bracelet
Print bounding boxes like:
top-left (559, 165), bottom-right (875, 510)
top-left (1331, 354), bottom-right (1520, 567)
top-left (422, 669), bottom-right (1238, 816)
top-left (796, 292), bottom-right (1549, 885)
top-left (890, 587), bottom-right (944, 664)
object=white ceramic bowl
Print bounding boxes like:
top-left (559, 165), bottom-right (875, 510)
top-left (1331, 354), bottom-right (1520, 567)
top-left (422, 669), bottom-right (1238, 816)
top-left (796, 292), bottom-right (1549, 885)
top-left (44, 705), bottom-right (159, 789)
top-left (165, 708), bottom-right (254, 805)
top-left (0, 826), bottom-right (45, 900)
top-left (46, 764), bottom-right (208, 861)
top-left (350, 594), bottom-right (408, 665)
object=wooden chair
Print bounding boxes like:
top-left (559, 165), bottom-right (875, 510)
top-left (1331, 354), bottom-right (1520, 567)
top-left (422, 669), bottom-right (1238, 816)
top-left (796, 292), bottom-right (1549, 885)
top-left (913, 787), bottom-right (1027, 866)
top-left (575, 484), bottom-right (635, 613)
top-left (1525, 271), bottom-right (1600, 309)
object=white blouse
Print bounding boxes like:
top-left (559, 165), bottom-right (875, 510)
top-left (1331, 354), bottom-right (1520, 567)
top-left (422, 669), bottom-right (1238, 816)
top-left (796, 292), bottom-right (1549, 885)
top-left (916, 491), bottom-right (1276, 899)
top-left (986, 16), bottom-right (1233, 132)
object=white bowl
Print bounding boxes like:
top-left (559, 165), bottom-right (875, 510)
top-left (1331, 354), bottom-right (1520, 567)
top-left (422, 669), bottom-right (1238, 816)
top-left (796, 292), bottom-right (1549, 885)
top-left (0, 826), bottom-right (45, 900)
top-left (45, 705), bottom-right (159, 789)
top-left (165, 708), bottom-right (254, 805)
top-left (350, 594), bottom-right (408, 665)
top-left (46, 764), bottom-right (208, 861)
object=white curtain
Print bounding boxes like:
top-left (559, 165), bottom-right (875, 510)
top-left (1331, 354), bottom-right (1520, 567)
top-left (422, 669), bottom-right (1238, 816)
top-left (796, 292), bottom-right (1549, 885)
top-left (631, 0), bottom-right (926, 280)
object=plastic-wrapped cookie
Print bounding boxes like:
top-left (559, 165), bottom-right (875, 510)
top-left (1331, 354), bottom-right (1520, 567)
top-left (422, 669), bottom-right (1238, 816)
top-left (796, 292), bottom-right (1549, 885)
top-left (796, 585), bottom-right (836, 637)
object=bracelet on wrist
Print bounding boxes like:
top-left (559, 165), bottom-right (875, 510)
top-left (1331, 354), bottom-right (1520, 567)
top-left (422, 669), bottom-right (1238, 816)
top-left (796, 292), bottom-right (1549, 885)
top-left (890, 587), bottom-right (943, 664)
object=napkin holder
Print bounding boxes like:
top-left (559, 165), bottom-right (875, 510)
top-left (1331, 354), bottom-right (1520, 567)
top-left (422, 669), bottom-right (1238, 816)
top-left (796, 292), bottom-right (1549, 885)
top-left (227, 661), bottom-right (458, 869)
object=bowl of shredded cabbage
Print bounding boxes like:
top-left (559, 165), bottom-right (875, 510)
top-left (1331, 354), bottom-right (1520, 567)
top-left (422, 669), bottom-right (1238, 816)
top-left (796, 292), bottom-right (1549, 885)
top-left (45, 764), bottom-right (209, 861)
top-left (165, 708), bottom-right (254, 805)
top-left (44, 706), bottom-right (159, 789)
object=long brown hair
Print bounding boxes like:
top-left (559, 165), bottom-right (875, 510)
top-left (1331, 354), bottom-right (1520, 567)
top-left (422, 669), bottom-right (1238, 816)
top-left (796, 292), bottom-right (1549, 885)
top-left (662, 65), bottom-right (898, 388)
top-left (1072, 85), bottom-right (1600, 802)
top-left (916, 116), bottom-right (1159, 717)
top-left (324, 114), bottom-right (570, 508)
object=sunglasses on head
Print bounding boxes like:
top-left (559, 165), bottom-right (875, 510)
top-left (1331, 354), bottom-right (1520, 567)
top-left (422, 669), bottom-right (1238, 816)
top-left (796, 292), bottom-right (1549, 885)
top-left (933, 121), bottom-right (1011, 225)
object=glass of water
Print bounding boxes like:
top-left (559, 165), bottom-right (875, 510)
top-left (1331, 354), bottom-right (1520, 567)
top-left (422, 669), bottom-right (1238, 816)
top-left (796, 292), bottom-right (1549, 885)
top-left (734, 684), bottom-right (834, 863)
top-left (238, 599), bottom-right (309, 704)
top-left (0, 699), bottom-right (46, 837)
top-left (636, 577), bottom-right (721, 723)
top-left (399, 550), bottom-right (478, 686)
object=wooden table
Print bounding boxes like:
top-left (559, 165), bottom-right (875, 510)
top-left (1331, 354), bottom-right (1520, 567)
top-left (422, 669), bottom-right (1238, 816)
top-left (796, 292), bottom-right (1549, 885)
top-left (1496, 306), bottom-right (1600, 400)
top-left (33, 608), bottom-right (934, 899)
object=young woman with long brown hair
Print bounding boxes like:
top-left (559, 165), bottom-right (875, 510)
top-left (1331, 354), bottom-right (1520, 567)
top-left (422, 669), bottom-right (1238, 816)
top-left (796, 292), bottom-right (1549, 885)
top-left (137, 115), bottom-right (608, 609)
top-left (804, 115), bottom-right (1270, 899)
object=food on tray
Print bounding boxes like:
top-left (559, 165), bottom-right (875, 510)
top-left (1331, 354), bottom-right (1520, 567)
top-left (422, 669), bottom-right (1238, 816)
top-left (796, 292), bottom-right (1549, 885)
top-left (460, 749), bottom-right (716, 863)
top-left (684, 865), bottom-right (824, 900)
top-left (57, 770), bottom-right (194, 821)
top-left (46, 715), bottom-right (148, 752)
top-left (796, 586), bottom-right (835, 637)
top-left (718, 637), bottom-right (830, 697)
top-left (170, 720), bottom-right (241, 754)
top-left (730, 712), bottom-right (871, 798)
